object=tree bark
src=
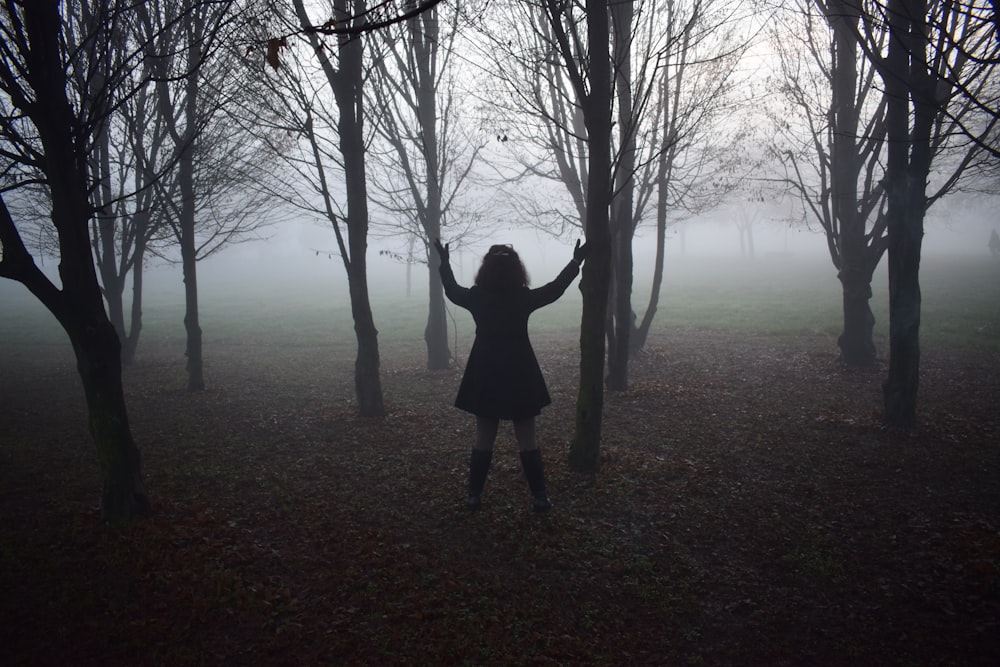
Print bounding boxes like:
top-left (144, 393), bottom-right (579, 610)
top-left (568, 0), bottom-right (613, 472)
top-left (122, 236), bottom-right (146, 366)
top-left (837, 264), bottom-right (877, 365)
top-left (426, 256), bottom-right (451, 369)
top-left (179, 16), bottom-right (205, 391)
top-left (606, 0), bottom-right (635, 392)
top-left (181, 204), bottom-right (205, 391)
top-left (337, 0), bottom-right (385, 417)
top-left (411, 11), bottom-right (451, 371)
top-left (630, 180), bottom-right (667, 354)
top-left (882, 0), bottom-right (930, 430)
top-left (829, 0), bottom-right (878, 367)
top-left (631, 71), bottom-right (676, 355)
top-left (69, 314), bottom-right (150, 521)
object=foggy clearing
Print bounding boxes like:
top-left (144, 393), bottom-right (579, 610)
top-left (2, 0), bottom-right (998, 663)
top-left (2, 253), bottom-right (997, 664)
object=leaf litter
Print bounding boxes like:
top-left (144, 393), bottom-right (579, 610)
top-left (0, 328), bottom-right (997, 665)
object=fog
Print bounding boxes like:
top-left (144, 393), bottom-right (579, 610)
top-left (170, 192), bottom-right (998, 306)
top-left (1, 192), bottom-right (996, 327)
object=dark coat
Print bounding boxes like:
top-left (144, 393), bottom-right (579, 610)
top-left (440, 259), bottom-right (580, 419)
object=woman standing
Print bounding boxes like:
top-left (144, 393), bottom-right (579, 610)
top-left (435, 239), bottom-right (588, 511)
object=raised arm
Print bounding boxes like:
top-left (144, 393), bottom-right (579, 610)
top-left (435, 239), bottom-right (473, 309)
top-left (528, 240), bottom-right (589, 310)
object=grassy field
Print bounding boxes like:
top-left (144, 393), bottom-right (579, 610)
top-left (2, 253), bottom-right (997, 356)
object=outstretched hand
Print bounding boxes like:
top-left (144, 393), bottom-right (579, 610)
top-left (573, 239), bottom-right (590, 265)
top-left (434, 238), bottom-right (450, 263)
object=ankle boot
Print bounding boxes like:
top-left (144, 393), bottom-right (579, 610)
top-left (467, 449), bottom-right (493, 510)
top-left (519, 448), bottom-right (552, 512)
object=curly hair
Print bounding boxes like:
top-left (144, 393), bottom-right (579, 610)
top-left (474, 244), bottom-right (530, 290)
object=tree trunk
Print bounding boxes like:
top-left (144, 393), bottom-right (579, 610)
top-left (882, 0), bottom-right (930, 430)
top-left (121, 226), bottom-right (148, 366)
top-left (426, 258), bottom-right (451, 369)
top-left (631, 72), bottom-right (675, 356)
top-left (837, 264), bottom-right (877, 365)
top-left (605, 0), bottom-right (634, 392)
top-left (94, 116), bottom-right (129, 351)
top-left (291, 0), bottom-right (385, 417)
top-left (568, 0), bottom-right (613, 472)
top-left (406, 234), bottom-right (415, 298)
top-left (181, 218), bottom-right (204, 391)
top-left (830, 0), bottom-right (878, 367)
top-left (179, 19), bottom-right (204, 392)
top-left (122, 258), bottom-right (144, 366)
top-left (98, 216), bottom-right (128, 347)
top-left (339, 0), bottom-right (384, 417)
top-left (411, 10), bottom-right (450, 371)
top-left (69, 314), bottom-right (150, 521)
top-left (631, 189), bottom-right (667, 354)
top-left (606, 211), bottom-right (633, 391)
top-left (349, 265), bottom-right (385, 417)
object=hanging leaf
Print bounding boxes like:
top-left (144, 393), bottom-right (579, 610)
top-left (266, 37), bottom-right (287, 70)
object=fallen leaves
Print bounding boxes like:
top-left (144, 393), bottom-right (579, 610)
top-left (1, 330), bottom-right (998, 664)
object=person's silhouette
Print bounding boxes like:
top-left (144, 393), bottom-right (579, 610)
top-left (435, 239), bottom-right (588, 511)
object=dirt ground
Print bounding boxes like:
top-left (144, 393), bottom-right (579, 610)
top-left (1, 328), bottom-right (998, 665)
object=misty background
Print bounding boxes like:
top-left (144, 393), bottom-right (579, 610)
top-left (3, 191), bottom-right (996, 358)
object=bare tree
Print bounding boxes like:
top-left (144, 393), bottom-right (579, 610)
top-left (90, 68), bottom-right (167, 366)
top-left (466, 0), bottom-right (612, 467)
top-left (606, 0), bottom-right (637, 391)
top-left (0, 0), bottom-right (162, 521)
top-left (791, 0), bottom-right (999, 425)
top-left (366, 6), bottom-right (486, 370)
top-left (473, 0), bottom-right (751, 384)
top-left (770, 0), bottom-right (889, 366)
top-left (871, 0), bottom-right (997, 428)
top-left (622, 0), bottom-right (752, 355)
top-left (772, 0), bottom-right (996, 377)
top-left (247, 0), bottom-right (386, 415)
top-left (536, 0), bottom-right (615, 471)
top-left (136, 0), bottom-right (274, 391)
top-left (84, 9), bottom-right (177, 367)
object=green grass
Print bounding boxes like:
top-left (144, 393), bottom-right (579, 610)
top-left (1, 254), bottom-right (997, 354)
